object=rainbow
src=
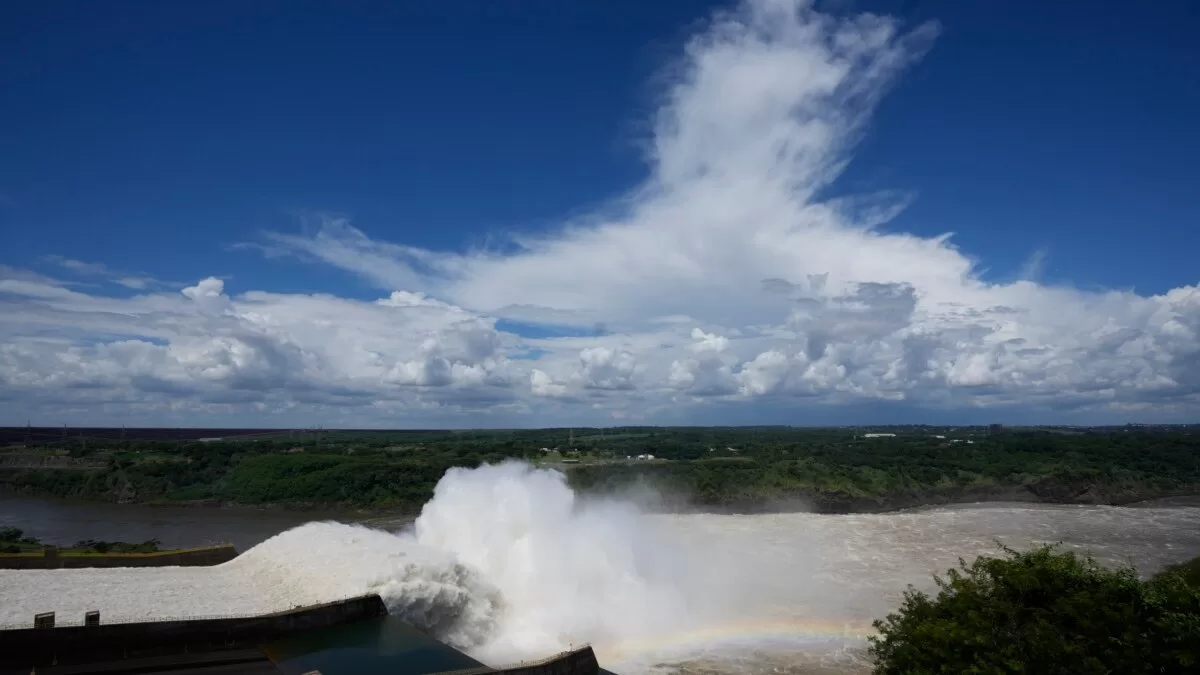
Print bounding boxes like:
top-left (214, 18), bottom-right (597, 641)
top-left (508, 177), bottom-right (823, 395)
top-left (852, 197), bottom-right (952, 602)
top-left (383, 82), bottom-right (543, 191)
top-left (598, 617), bottom-right (877, 663)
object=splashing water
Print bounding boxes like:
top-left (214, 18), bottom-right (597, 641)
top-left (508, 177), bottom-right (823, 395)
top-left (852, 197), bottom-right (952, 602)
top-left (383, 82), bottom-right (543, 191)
top-left (193, 462), bottom-right (718, 664)
top-left (403, 462), bottom-right (699, 662)
top-left (276, 460), bottom-right (705, 663)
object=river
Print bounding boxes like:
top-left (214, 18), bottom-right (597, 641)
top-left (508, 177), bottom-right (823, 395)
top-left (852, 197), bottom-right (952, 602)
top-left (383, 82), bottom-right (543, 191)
top-left (3, 482), bottom-right (1200, 675)
top-left (0, 494), bottom-right (382, 551)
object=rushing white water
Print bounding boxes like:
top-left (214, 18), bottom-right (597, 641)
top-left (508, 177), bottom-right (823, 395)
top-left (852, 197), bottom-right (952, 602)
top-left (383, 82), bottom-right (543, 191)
top-left (3, 462), bottom-right (1200, 675)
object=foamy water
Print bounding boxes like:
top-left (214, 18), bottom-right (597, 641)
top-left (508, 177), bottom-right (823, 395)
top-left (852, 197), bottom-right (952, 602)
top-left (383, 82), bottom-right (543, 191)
top-left (2, 462), bottom-right (1199, 675)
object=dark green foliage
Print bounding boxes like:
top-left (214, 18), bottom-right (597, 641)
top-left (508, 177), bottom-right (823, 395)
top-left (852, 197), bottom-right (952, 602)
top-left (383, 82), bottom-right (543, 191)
top-left (2, 426), bottom-right (1198, 511)
top-left (869, 545), bottom-right (1200, 674)
top-left (1160, 555), bottom-right (1200, 588)
top-left (72, 538), bottom-right (161, 553)
top-left (569, 428), bottom-right (1200, 510)
top-left (0, 527), bottom-right (40, 545)
top-left (78, 539), bottom-right (110, 553)
top-left (0, 527), bottom-right (164, 554)
top-left (221, 453), bottom-right (454, 509)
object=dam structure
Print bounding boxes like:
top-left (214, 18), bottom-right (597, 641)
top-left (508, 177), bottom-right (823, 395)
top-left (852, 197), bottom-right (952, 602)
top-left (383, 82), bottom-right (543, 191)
top-left (0, 535), bottom-right (612, 675)
top-left (0, 594), bottom-right (606, 675)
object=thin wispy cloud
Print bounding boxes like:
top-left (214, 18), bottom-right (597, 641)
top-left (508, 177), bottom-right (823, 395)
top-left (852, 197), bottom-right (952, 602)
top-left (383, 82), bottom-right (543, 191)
top-left (40, 255), bottom-right (163, 292)
top-left (1017, 248), bottom-right (1049, 283)
top-left (43, 255), bottom-right (112, 276)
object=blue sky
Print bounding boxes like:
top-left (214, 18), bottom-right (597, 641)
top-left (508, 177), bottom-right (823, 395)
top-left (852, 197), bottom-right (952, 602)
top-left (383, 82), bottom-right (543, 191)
top-left (1, 0), bottom-right (1198, 427)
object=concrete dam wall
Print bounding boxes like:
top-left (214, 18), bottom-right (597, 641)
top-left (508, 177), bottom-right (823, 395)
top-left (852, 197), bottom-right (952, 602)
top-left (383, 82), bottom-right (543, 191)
top-left (0, 595), bottom-right (389, 670)
top-left (487, 646), bottom-right (601, 675)
top-left (423, 648), bottom-right (600, 675)
top-left (0, 598), bottom-right (605, 675)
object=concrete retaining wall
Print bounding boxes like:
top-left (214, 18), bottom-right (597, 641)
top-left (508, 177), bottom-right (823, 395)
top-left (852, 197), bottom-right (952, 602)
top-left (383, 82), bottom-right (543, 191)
top-left (430, 647), bottom-right (601, 675)
top-left (497, 646), bottom-right (600, 675)
top-left (0, 595), bottom-right (388, 670)
top-left (0, 544), bottom-right (237, 569)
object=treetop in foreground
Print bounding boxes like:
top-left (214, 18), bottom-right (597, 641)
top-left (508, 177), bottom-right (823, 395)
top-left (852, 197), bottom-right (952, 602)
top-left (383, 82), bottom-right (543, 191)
top-left (869, 545), bottom-right (1200, 674)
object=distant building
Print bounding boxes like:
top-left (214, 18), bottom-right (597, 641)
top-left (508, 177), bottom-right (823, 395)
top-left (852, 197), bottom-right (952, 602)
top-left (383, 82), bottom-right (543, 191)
top-left (862, 433), bottom-right (897, 438)
top-left (988, 424), bottom-right (1004, 435)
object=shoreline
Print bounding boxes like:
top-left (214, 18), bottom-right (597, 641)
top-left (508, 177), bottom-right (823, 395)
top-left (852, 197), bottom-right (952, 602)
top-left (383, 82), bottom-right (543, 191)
top-left (644, 493), bottom-right (1200, 517)
top-left (6, 485), bottom-right (1200, 520)
top-left (0, 543), bottom-right (238, 569)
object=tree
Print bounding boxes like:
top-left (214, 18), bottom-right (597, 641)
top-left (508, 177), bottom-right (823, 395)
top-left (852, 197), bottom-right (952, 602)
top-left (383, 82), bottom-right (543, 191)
top-left (1160, 554), bottom-right (1200, 589)
top-left (0, 527), bottom-right (39, 545)
top-left (869, 544), bottom-right (1200, 674)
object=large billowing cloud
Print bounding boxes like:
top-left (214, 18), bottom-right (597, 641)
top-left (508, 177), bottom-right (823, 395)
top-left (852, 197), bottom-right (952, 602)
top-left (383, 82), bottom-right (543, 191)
top-left (3, 0), bottom-right (1198, 426)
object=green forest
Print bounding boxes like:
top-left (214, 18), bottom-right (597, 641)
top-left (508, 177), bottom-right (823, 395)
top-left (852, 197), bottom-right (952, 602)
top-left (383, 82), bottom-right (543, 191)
top-left (1, 425), bottom-right (1198, 513)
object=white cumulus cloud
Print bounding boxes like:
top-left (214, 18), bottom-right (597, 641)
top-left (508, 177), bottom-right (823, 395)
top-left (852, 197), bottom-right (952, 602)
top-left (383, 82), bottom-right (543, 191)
top-left (2, 0), bottom-right (1198, 426)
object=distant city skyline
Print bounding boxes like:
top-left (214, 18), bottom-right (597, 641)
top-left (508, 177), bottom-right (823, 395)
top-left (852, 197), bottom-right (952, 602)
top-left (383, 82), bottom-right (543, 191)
top-left (2, 0), bottom-right (1198, 427)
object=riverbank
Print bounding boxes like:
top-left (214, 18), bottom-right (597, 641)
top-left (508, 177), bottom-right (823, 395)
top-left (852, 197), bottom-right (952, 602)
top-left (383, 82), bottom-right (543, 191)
top-left (0, 525), bottom-right (239, 568)
top-left (6, 479), bottom-right (1200, 520)
top-left (0, 544), bottom-right (238, 569)
top-left (613, 486), bottom-right (1200, 517)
